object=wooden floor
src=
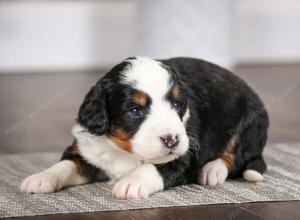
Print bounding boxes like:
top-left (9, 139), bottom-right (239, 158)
top-left (11, 201), bottom-right (300, 220)
top-left (1, 64), bottom-right (300, 219)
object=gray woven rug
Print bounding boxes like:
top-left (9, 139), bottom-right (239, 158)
top-left (1, 142), bottom-right (300, 218)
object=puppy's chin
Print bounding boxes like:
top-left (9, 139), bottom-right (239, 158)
top-left (142, 153), bottom-right (179, 164)
top-left (135, 148), bottom-right (187, 164)
top-left (130, 141), bottom-right (189, 164)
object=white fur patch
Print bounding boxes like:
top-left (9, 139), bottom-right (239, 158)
top-left (123, 57), bottom-right (171, 100)
top-left (20, 160), bottom-right (86, 194)
top-left (112, 164), bottom-right (164, 199)
top-left (72, 124), bottom-right (142, 181)
top-left (243, 169), bottom-right (264, 182)
top-left (183, 108), bottom-right (190, 125)
top-left (199, 159), bottom-right (228, 186)
top-left (122, 57), bottom-right (189, 163)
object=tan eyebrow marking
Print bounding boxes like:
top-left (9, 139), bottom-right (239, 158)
top-left (132, 90), bottom-right (148, 107)
top-left (171, 84), bottom-right (180, 100)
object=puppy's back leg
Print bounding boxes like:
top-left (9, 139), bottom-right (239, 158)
top-left (198, 134), bottom-right (239, 186)
top-left (243, 156), bottom-right (266, 182)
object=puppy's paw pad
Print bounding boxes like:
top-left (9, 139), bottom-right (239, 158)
top-left (20, 172), bottom-right (56, 194)
top-left (198, 159), bottom-right (228, 186)
top-left (112, 177), bottom-right (149, 199)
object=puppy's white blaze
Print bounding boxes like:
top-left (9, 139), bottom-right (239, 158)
top-left (124, 57), bottom-right (171, 99)
top-left (243, 169), bottom-right (264, 182)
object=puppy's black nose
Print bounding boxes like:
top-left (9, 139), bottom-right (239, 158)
top-left (160, 134), bottom-right (180, 149)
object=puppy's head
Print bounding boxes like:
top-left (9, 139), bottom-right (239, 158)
top-left (78, 57), bottom-right (190, 164)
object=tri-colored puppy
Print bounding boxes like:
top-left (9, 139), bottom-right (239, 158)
top-left (20, 57), bottom-right (269, 199)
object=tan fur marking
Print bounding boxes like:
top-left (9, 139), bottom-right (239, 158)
top-left (132, 91), bottom-right (147, 107)
top-left (73, 159), bottom-right (84, 177)
top-left (107, 125), bottom-right (132, 153)
top-left (171, 84), bottom-right (179, 100)
top-left (220, 134), bottom-right (239, 172)
top-left (67, 143), bottom-right (84, 176)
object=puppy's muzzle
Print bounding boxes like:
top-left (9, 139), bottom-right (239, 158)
top-left (160, 134), bottom-right (180, 149)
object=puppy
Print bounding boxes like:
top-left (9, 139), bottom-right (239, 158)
top-left (20, 57), bottom-right (268, 199)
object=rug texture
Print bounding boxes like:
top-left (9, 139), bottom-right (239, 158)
top-left (0, 142), bottom-right (300, 218)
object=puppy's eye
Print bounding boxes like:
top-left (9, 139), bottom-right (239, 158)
top-left (172, 101), bottom-right (183, 110)
top-left (129, 107), bottom-right (144, 118)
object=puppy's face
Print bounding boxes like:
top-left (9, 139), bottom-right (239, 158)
top-left (78, 57), bottom-right (190, 164)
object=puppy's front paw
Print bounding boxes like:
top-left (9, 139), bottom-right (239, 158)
top-left (20, 172), bottom-right (57, 194)
top-left (198, 159), bottom-right (228, 186)
top-left (112, 177), bottom-right (149, 199)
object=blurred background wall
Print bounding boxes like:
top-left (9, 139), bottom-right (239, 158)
top-left (0, 0), bottom-right (300, 153)
top-left (0, 0), bottom-right (299, 73)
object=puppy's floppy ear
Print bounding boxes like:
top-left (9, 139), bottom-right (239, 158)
top-left (77, 80), bottom-right (109, 135)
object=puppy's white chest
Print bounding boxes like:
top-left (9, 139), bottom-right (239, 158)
top-left (95, 149), bottom-right (142, 181)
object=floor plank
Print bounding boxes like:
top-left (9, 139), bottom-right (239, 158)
top-left (6, 204), bottom-right (261, 220)
top-left (7, 201), bottom-right (300, 220)
top-left (240, 201), bottom-right (300, 220)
